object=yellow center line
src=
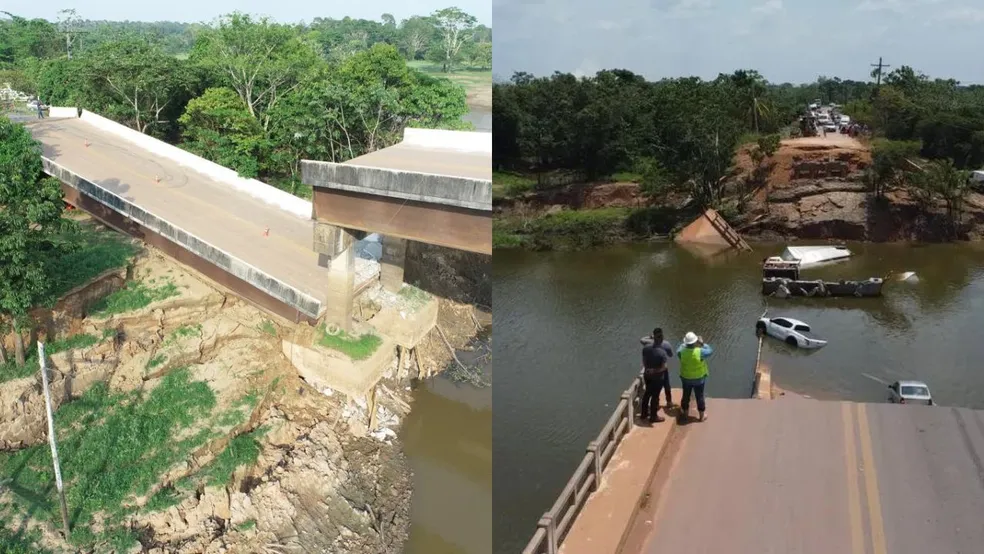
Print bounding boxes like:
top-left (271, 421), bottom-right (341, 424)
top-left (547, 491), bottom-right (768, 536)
top-left (842, 402), bottom-right (866, 554)
top-left (858, 403), bottom-right (888, 554)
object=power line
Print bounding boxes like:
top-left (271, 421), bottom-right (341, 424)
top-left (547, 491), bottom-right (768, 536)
top-left (870, 57), bottom-right (891, 87)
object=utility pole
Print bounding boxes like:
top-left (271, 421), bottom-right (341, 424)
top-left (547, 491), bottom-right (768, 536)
top-left (38, 342), bottom-right (71, 538)
top-left (870, 57), bottom-right (891, 87)
top-left (57, 9), bottom-right (85, 60)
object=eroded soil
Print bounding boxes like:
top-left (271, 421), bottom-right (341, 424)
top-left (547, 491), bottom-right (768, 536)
top-left (0, 247), bottom-right (482, 554)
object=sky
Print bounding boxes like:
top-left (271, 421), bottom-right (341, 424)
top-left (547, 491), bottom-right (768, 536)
top-left (493, 0), bottom-right (984, 85)
top-left (7, 0), bottom-right (490, 27)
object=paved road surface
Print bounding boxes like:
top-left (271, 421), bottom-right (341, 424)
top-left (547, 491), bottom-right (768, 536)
top-left (26, 117), bottom-right (333, 303)
top-left (627, 397), bottom-right (984, 554)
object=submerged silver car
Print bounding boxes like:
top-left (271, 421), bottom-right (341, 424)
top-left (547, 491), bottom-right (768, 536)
top-left (888, 380), bottom-right (934, 405)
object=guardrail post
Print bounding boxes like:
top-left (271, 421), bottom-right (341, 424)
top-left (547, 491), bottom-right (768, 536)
top-left (621, 391), bottom-right (634, 431)
top-left (587, 441), bottom-right (601, 491)
top-left (539, 514), bottom-right (557, 554)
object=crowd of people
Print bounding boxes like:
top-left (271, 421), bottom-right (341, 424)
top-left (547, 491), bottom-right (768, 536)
top-left (639, 328), bottom-right (713, 423)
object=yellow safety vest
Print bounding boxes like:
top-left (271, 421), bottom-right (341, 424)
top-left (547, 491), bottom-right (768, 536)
top-left (679, 346), bottom-right (708, 380)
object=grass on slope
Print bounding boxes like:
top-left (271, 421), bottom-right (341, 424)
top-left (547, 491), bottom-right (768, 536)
top-left (0, 368), bottom-right (264, 552)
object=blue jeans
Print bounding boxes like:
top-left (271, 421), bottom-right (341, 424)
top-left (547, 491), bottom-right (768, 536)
top-left (680, 375), bottom-right (707, 414)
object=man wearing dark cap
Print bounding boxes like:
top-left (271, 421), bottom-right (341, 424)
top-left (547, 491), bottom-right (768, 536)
top-left (640, 327), bottom-right (674, 423)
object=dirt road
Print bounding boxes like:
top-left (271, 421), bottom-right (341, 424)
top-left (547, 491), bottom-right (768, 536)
top-left (624, 397), bottom-right (984, 554)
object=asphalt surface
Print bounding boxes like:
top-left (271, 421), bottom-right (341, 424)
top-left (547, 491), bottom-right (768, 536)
top-left (628, 397), bottom-right (984, 554)
top-left (25, 117), bottom-right (333, 301)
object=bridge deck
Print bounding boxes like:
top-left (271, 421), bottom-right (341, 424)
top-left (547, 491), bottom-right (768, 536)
top-left (567, 397), bottom-right (984, 554)
top-left (27, 117), bottom-right (333, 312)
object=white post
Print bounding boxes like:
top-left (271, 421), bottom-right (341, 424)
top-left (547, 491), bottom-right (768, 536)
top-left (38, 342), bottom-right (71, 537)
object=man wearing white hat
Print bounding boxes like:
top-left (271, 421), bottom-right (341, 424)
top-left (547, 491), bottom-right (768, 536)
top-left (676, 331), bottom-right (714, 422)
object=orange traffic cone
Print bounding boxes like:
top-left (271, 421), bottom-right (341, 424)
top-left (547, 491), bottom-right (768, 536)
top-left (263, 227), bottom-right (270, 237)
top-left (155, 176), bottom-right (161, 183)
top-left (84, 139), bottom-right (90, 147)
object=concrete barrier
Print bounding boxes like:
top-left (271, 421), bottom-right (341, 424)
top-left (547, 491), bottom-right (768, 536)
top-left (41, 157), bottom-right (322, 320)
top-left (78, 110), bottom-right (313, 220)
top-left (402, 127), bottom-right (491, 153)
top-left (48, 106), bottom-right (78, 118)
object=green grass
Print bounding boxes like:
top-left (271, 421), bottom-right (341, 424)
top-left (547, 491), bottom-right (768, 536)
top-left (493, 171), bottom-right (536, 200)
top-left (167, 324), bottom-right (202, 344)
top-left (0, 526), bottom-right (43, 554)
top-left (46, 333), bottom-right (99, 354)
top-left (0, 367), bottom-right (264, 551)
top-left (46, 221), bottom-right (139, 299)
top-left (397, 284), bottom-right (431, 312)
top-left (236, 519), bottom-right (257, 532)
top-left (0, 349), bottom-right (38, 384)
top-left (89, 280), bottom-right (180, 317)
top-left (610, 171), bottom-right (643, 183)
top-left (493, 206), bottom-right (688, 251)
top-left (317, 326), bottom-right (383, 361)
top-left (147, 354), bottom-right (167, 369)
top-left (258, 320), bottom-right (277, 336)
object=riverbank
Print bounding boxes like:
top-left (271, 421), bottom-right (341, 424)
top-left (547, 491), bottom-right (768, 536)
top-left (0, 219), bottom-right (488, 553)
top-left (493, 136), bottom-right (984, 251)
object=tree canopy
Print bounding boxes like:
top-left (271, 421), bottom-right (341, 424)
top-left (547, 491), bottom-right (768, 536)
top-left (494, 65), bottom-right (984, 211)
top-left (2, 8), bottom-right (485, 197)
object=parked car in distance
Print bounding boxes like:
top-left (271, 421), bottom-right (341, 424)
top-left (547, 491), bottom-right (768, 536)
top-left (888, 380), bottom-right (934, 405)
top-left (756, 316), bottom-right (828, 349)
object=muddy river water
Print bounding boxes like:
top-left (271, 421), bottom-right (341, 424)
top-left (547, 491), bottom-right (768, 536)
top-left (493, 241), bottom-right (984, 553)
top-left (402, 332), bottom-right (492, 553)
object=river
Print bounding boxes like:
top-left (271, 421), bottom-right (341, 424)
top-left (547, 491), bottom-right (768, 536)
top-left (464, 108), bottom-right (491, 132)
top-left (403, 330), bottom-right (492, 554)
top-left (492, 241), bottom-right (984, 553)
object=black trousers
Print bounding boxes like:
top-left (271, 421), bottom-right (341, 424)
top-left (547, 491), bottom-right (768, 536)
top-left (640, 371), bottom-right (670, 420)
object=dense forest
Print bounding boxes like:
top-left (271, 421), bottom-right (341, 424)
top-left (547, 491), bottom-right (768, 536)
top-left (0, 8), bottom-right (490, 196)
top-left (493, 67), bottom-right (984, 213)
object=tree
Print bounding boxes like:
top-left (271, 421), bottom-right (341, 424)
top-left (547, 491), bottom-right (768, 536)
top-left (268, 44), bottom-right (470, 166)
top-left (380, 13), bottom-right (396, 27)
top-left (399, 16), bottom-right (435, 60)
top-left (179, 87), bottom-right (267, 177)
top-left (81, 37), bottom-right (190, 134)
top-left (430, 7), bottom-right (476, 72)
top-left (0, 120), bottom-right (67, 365)
top-left (191, 13), bottom-right (321, 130)
top-left (909, 159), bottom-right (970, 238)
top-left (472, 41), bottom-right (491, 70)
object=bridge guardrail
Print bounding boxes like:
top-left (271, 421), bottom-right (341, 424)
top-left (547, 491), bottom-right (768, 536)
top-left (522, 371), bottom-right (644, 554)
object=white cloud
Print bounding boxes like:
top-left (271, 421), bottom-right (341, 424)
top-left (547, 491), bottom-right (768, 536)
top-left (572, 59), bottom-right (600, 79)
top-left (935, 5), bottom-right (984, 22)
top-left (752, 0), bottom-right (783, 14)
top-left (597, 19), bottom-right (625, 30)
top-left (855, 0), bottom-right (907, 12)
top-left (668, 0), bottom-right (713, 17)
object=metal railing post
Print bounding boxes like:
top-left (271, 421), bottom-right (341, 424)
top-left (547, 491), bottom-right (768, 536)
top-left (539, 514), bottom-right (557, 554)
top-left (621, 391), bottom-right (634, 431)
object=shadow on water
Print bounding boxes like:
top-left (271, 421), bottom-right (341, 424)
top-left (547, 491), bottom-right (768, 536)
top-left (403, 329), bottom-right (492, 554)
top-left (492, 240), bottom-right (984, 554)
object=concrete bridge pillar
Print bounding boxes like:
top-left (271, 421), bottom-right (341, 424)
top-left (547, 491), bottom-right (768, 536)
top-left (380, 236), bottom-right (408, 293)
top-left (314, 222), bottom-right (361, 332)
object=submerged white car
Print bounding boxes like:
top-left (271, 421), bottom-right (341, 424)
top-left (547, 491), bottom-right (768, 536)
top-left (888, 380), bottom-right (934, 405)
top-left (756, 316), bottom-right (828, 349)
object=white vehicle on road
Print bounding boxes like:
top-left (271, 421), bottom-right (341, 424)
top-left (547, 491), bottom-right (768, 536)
top-left (756, 316), bottom-right (828, 349)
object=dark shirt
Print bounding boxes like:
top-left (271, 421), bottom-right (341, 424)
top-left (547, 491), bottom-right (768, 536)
top-left (642, 340), bottom-right (674, 370)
